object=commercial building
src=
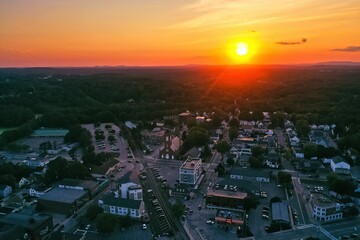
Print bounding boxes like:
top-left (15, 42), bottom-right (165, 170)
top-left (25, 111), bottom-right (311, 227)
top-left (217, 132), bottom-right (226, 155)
top-left (206, 189), bottom-right (247, 210)
top-left (118, 171), bottom-right (143, 200)
top-left (30, 129), bottom-right (69, 138)
top-left (271, 202), bottom-right (290, 225)
top-left (310, 193), bottom-right (343, 221)
top-left (57, 178), bottom-right (100, 198)
top-left (215, 209), bottom-right (245, 229)
top-left (230, 168), bottom-right (270, 183)
top-left (38, 187), bottom-right (89, 215)
top-left (179, 157), bottom-right (202, 187)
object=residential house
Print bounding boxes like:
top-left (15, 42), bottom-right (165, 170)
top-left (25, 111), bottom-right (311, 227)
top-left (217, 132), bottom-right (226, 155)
top-left (179, 157), bottom-right (202, 187)
top-left (0, 185), bottom-right (12, 198)
top-left (330, 156), bottom-right (350, 174)
top-left (310, 192), bottom-right (343, 221)
top-left (230, 168), bottom-right (270, 183)
top-left (18, 177), bottom-right (31, 188)
top-left (293, 147), bottom-right (304, 159)
top-left (159, 131), bottom-right (182, 160)
top-left (98, 192), bottom-right (144, 219)
top-left (195, 116), bottom-right (205, 124)
top-left (183, 147), bottom-right (201, 159)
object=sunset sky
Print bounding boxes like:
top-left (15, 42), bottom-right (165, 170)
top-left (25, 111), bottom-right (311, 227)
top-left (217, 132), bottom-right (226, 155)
top-left (1, 0), bottom-right (359, 67)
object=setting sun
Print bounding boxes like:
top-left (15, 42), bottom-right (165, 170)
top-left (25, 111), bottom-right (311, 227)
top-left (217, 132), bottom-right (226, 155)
top-left (236, 43), bottom-right (249, 56)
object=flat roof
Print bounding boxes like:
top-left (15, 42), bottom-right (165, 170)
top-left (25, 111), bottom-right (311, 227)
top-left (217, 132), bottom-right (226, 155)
top-left (312, 193), bottom-right (338, 208)
top-left (181, 158), bottom-right (201, 170)
top-left (207, 189), bottom-right (247, 200)
top-left (230, 168), bottom-right (270, 178)
top-left (40, 187), bottom-right (87, 203)
top-left (0, 212), bottom-right (52, 229)
top-left (31, 129), bottom-right (69, 137)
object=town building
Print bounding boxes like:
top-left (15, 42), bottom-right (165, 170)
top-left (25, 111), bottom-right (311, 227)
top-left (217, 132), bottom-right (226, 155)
top-left (30, 128), bottom-right (69, 138)
top-left (29, 185), bottom-right (52, 198)
top-left (215, 209), bottom-right (245, 231)
top-left (206, 189), bottom-right (247, 210)
top-left (310, 193), bottom-right (343, 221)
top-left (230, 168), bottom-right (270, 183)
top-left (38, 187), bottom-right (89, 215)
top-left (98, 192), bottom-right (144, 219)
top-left (271, 202), bottom-right (290, 226)
top-left (159, 131), bottom-right (182, 160)
top-left (118, 171), bottom-right (143, 200)
top-left (179, 157), bottom-right (202, 187)
top-left (57, 178), bottom-right (100, 198)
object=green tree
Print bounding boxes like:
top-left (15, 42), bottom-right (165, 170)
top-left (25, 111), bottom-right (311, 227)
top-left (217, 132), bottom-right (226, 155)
top-left (243, 196), bottom-right (259, 211)
top-left (229, 127), bottom-right (239, 141)
top-left (229, 117), bottom-right (239, 128)
top-left (172, 202), bottom-right (185, 219)
top-left (86, 205), bottom-right (104, 221)
top-left (326, 172), bottom-right (338, 185)
top-left (227, 157), bottom-right (235, 166)
top-left (215, 140), bottom-right (231, 155)
top-left (215, 163), bottom-right (226, 177)
top-left (95, 213), bottom-right (117, 233)
top-left (303, 143), bottom-right (318, 159)
top-left (249, 156), bottom-right (263, 168)
top-left (251, 145), bottom-right (266, 157)
top-left (296, 119), bottom-right (310, 138)
top-left (277, 171), bottom-right (292, 186)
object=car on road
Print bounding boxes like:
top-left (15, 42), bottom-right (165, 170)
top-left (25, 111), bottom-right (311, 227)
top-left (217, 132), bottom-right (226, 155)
top-left (142, 224), bottom-right (147, 230)
top-left (206, 220), bottom-right (215, 224)
top-left (85, 224), bottom-right (91, 230)
top-left (350, 234), bottom-right (358, 238)
top-left (262, 214), bottom-right (269, 219)
top-left (263, 206), bottom-right (270, 211)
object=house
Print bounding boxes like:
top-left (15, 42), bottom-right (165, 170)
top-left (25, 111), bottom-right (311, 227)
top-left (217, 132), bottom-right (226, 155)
top-left (118, 171), bottom-right (143, 200)
top-left (18, 177), bottom-right (31, 188)
top-left (0, 185), bottom-right (12, 198)
top-left (310, 192), bottom-right (343, 221)
top-left (125, 121), bottom-right (136, 129)
top-left (290, 136), bottom-right (300, 146)
top-left (330, 156), bottom-right (350, 174)
top-left (309, 130), bottom-right (330, 148)
top-left (230, 168), bottom-right (270, 183)
top-left (209, 131), bottom-right (220, 143)
top-left (183, 147), bottom-right (201, 159)
top-left (159, 131), bottom-right (182, 160)
top-left (179, 157), bottom-right (202, 187)
top-left (293, 147), bottom-right (304, 159)
top-left (98, 192), bottom-right (144, 219)
top-left (195, 116), bottom-right (205, 124)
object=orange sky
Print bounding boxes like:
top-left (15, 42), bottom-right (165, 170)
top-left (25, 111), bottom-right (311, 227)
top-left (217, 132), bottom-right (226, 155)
top-left (0, 0), bottom-right (359, 67)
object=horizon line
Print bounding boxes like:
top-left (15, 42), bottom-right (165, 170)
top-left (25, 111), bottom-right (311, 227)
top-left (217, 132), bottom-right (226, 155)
top-left (1, 61), bottom-right (360, 69)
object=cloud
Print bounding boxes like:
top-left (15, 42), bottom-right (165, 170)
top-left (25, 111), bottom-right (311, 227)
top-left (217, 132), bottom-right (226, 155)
top-left (276, 38), bottom-right (307, 45)
top-left (331, 46), bottom-right (360, 52)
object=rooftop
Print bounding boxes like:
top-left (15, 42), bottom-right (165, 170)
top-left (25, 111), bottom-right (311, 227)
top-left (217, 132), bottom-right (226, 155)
top-left (0, 212), bottom-right (52, 230)
top-left (332, 155), bottom-right (346, 164)
top-left (230, 168), bottom-right (270, 178)
top-left (100, 192), bottom-right (141, 209)
top-left (40, 187), bottom-right (87, 203)
top-left (181, 157), bottom-right (201, 170)
top-left (206, 189), bottom-right (247, 200)
top-left (31, 129), bottom-right (69, 137)
top-left (311, 192), bottom-right (339, 208)
top-left (271, 202), bottom-right (290, 223)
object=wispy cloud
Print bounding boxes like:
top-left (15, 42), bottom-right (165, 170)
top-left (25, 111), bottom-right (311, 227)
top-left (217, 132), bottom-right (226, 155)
top-left (331, 46), bottom-right (360, 52)
top-left (276, 38), bottom-right (307, 45)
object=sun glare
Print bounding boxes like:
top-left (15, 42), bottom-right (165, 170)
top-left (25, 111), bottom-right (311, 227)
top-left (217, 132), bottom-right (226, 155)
top-left (226, 39), bottom-right (258, 64)
top-left (236, 43), bottom-right (249, 56)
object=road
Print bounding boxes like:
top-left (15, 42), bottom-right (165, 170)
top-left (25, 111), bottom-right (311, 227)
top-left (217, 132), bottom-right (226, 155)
top-left (139, 153), bottom-right (190, 240)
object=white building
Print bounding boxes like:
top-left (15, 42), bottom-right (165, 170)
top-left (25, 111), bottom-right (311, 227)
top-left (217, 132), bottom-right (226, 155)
top-left (179, 157), bottom-right (202, 186)
top-left (118, 171), bottom-right (143, 200)
top-left (310, 193), bottom-right (343, 221)
top-left (98, 192), bottom-right (144, 219)
top-left (29, 185), bottom-right (52, 197)
top-left (330, 156), bottom-right (350, 174)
